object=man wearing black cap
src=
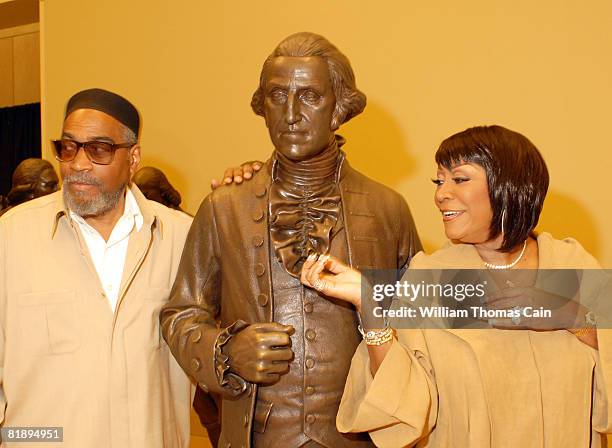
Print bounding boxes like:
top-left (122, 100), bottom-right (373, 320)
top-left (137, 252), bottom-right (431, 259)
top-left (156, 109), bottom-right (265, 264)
top-left (0, 88), bottom-right (193, 447)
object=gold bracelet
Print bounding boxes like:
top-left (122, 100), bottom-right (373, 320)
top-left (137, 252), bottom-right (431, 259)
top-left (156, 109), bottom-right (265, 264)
top-left (573, 311), bottom-right (597, 337)
top-left (573, 327), bottom-right (596, 337)
top-left (359, 326), bottom-right (394, 346)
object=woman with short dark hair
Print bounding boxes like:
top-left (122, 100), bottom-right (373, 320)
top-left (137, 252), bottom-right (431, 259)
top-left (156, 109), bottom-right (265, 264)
top-left (301, 125), bottom-right (608, 447)
top-left (435, 125), bottom-right (549, 253)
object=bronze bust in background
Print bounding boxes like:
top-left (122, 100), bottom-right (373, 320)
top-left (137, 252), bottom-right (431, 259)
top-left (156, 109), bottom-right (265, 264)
top-left (0, 158), bottom-right (59, 216)
top-left (161, 32), bottom-right (422, 448)
top-left (133, 166), bottom-right (188, 213)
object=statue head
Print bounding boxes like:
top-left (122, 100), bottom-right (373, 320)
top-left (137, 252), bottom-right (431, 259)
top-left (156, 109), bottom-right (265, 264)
top-left (6, 158), bottom-right (60, 207)
top-left (251, 32), bottom-right (366, 161)
top-left (133, 166), bottom-right (183, 210)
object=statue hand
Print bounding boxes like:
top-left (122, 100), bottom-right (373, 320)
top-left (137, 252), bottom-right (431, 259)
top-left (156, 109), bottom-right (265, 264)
top-left (210, 161), bottom-right (262, 190)
top-left (300, 254), bottom-right (363, 312)
top-left (224, 322), bottom-right (294, 385)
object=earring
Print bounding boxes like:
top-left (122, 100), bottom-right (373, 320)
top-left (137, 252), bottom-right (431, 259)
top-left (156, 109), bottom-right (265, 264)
top-left (501, 209), bottom-right (506, 235)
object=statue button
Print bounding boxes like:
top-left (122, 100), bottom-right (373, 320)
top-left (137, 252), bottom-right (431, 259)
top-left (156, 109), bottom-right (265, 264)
top-left (305, 329), bottom-right (316, 341)
top-left (255, 186), bottom-right (267, 198)
top-left (198, 382), bottom-right (209, 394)
top-left (191, 329), bottom-right (202, 343)
top-left (305, 386), bottom-right (315, 395)
top-left (306, 414), bottom-right (316, 424)
top-left (255, 263), bottom-right (266, 277)
top-left (252, 235), bottom-right (264, 247)
top-left (252, 209), bottom-right (264, 222)
top-left (257, 294), bottom-right (269, 307)
top-left (305, 358), bottom-right (315, 369)
top-left (243, 414), bottom-right (249, 427)
top-left (304, 303), bottom-right (313, 313)
top-left (191, 358), bottom-right (201, 372)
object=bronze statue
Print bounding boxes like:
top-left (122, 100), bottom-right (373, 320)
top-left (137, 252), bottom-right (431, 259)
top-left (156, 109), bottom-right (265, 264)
top-left (133, 166), bottom-right (188, 213)
top-left (161, 32), bottom-right (422, 448)
top-left (0, 158), bottom-right (59, 216)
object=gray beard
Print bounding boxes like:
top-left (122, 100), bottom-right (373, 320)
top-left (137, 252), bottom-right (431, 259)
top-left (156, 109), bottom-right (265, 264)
top-left (62, 172), bottom-right (126, 218)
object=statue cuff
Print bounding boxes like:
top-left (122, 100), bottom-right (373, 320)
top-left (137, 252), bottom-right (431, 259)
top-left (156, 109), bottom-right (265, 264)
top-left (215, 319), bottom-right (249, 397)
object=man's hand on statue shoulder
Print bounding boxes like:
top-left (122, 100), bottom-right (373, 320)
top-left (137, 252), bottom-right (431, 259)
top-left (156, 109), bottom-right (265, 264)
top-left (223, 322), bottom-right (294, 385)
top-left (211, 161), bottom-right (262, 190)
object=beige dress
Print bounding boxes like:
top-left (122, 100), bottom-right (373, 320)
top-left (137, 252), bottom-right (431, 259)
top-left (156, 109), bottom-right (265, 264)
top-left (337, 233), bottom-right (611, 447)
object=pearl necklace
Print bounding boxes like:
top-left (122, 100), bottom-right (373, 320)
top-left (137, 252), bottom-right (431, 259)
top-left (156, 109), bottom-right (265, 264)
top-left (483, 240), bottom-right (527, 270)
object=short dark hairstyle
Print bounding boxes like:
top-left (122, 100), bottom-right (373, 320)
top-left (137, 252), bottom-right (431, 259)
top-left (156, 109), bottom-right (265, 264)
top-left (251, 32), bottom-right (366, 130)
top-left (435, 125), bottom-right (549, 252)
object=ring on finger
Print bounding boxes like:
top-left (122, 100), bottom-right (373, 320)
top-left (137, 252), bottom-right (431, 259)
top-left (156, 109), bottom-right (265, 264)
top-left (313, 279), bottom-right (326, 292)
top-left (511, 306), bottom-right (523, 326)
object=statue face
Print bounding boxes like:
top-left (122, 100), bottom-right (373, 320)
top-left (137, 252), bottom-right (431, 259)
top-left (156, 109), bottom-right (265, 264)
top-left (263, 56), bottom-right (336, 161)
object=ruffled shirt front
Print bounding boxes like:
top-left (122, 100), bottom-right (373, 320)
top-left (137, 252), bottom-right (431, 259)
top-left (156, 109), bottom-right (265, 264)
top-left (269, 137), bottom-right (344, 277)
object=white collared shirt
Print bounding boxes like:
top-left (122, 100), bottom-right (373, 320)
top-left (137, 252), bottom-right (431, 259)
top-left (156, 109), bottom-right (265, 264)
top-left (70, 188), bottom-right (144, 312)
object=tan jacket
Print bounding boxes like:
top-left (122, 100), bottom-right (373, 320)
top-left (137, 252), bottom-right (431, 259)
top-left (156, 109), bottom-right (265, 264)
top-left (338, 232), bottom-right (612, 447)
top-left (0, 186), bottom-right (193, 447)
top-left (161, 158), bottom-right (422, 448)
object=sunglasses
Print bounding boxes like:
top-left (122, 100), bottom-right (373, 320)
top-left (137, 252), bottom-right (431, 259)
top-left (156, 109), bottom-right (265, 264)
top-left (52, 139), bottom-right (134, 165)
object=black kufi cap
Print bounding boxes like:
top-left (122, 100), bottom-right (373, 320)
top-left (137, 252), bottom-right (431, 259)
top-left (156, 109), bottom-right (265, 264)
top-left (65, 88), bottom-right (140, 138)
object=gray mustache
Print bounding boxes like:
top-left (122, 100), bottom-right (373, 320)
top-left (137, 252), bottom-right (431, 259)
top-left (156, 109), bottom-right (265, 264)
top-left (63, 172), bottom-right (103, 188)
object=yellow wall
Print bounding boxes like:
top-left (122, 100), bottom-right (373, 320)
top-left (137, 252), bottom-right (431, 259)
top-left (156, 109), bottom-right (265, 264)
top-left (40, 0), bottom-right (612, 267)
